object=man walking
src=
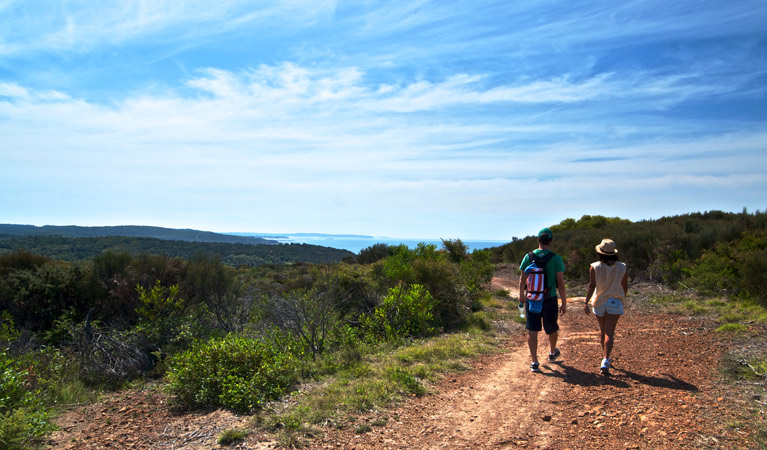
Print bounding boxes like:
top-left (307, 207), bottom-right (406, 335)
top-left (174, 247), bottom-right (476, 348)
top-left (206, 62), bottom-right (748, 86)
top-left (518, 227), bottom-right (567, 372)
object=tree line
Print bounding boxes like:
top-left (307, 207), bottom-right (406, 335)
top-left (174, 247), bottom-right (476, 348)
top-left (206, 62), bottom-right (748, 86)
top-left (0, 234), bottom-right (353, 267)
top-left (489, 209), bottom-right (767, 304)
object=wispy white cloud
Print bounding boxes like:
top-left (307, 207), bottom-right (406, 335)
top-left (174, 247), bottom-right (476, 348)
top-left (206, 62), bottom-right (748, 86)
top-left (0, 0), bottom-right (336, 55)
top-left (2, 63), bottom-right (764, 169)
top-left (175, 62), bottom-right (752, 117)
top-left (1, 1), bottom-right (765, 237)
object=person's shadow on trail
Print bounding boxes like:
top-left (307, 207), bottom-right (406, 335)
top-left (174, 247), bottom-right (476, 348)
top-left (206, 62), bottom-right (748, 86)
top-left (539, 363), bottom-right (629, 388)
top-left (539, 363), bottom-right (699, 392)
top-left (611, 367), bottom-right (699, 392)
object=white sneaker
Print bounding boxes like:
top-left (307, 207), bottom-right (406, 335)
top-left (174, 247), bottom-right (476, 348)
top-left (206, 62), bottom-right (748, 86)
top-left (600, 358), bottom-right (611, 374)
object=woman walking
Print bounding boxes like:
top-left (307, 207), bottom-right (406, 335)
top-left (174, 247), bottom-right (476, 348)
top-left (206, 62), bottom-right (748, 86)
top-left (584, 238), bottom-right (627, 375)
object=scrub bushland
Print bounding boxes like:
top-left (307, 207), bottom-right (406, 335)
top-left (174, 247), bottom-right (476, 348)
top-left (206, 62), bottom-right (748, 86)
top-left (3, 210), bottom-right (767, 446)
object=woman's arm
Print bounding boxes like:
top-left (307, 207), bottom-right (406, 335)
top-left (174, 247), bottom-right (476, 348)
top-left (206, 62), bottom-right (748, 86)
top-left (621, 269), bottom-right (628, 296)
top-left (584, 265), bottom-right (596, 314)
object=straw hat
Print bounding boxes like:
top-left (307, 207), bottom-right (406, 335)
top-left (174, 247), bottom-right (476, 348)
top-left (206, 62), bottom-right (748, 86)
top-left (595, 238), bottom-right (618, 255)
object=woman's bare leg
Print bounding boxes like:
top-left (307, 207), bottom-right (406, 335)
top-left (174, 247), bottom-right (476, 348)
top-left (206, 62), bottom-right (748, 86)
top-left (603, 313), bottom-right (620, 360)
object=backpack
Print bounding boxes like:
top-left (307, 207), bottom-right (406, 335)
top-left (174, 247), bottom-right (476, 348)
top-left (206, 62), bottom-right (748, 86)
top-left (524, 251), bottom-right (556, 302)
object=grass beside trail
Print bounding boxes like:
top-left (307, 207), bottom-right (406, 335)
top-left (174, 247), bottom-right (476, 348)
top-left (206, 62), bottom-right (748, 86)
top-left (642, 289), bottom-right (767, 448)
top-left (646, 292), bottom-right (767, 324)
top-left (245, 311), bottom-right (506, 447)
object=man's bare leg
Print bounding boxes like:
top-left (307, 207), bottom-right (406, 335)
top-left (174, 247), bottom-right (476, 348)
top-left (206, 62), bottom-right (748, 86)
top-left (528, 330), bottom-right (539, 363)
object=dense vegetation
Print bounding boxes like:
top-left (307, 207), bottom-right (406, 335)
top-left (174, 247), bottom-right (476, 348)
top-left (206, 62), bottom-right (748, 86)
top-left (0, 238), bottom-right (492, 448)
top-left (490, 210), bottom-right (767, 305)
top-left (1, 210), bottom-right (765, 448)
top-left (0, 235), bottom-right (353, 267)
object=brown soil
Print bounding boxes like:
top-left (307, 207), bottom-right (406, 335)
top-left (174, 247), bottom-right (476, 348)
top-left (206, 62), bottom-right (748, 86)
top-left (47, 271), bottom-right (765, 449)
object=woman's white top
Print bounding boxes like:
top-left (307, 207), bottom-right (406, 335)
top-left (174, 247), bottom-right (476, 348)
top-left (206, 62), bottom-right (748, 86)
top-left (589, 261), bottom-right (627, 308)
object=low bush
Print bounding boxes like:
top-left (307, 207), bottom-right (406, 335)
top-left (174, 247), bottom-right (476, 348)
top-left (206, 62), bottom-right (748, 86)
top-left (681, 300), bottom-right (707, 315)
top-left (493, 289), bottom-right (509, 298)
top-left (386, 366), bottom-right (427, 396)
top-left (218, 428), bottom-right (249, 445)
top-left (462, 311), bottom-right (491, 332)
top-left (0, 351), bottom-right (56, 450)
top-left (685, 231), bottom-right (767, 305)
top-left (356, 243), bottom-right (394, 265)
top-left (715, 323), bottom-right (748, 333)
top-left (719, 312), bottom-right (747, 323)
top-left (165, 331), bottom-right (302, 413)
top-left (359, 284), bottom-right (438, 343)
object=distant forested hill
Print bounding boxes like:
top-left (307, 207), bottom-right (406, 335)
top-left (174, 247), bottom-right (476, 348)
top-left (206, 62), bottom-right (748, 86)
top-left (0, 224), bottom-right (276, 245)
top-left (489, 210), bottom-right (767, 287)
top-left (0, 234), bottom-right (354, 266)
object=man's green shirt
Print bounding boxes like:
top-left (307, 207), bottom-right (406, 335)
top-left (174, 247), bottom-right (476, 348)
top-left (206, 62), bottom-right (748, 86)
top-left (519, 249), bottom-right (565, 296)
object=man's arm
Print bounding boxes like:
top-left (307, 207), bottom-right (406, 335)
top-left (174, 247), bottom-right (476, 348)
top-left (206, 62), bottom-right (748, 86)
top-left (556, 271), bottom-right (567, 314)
top-left (518, 272), bottom-right (527, 303)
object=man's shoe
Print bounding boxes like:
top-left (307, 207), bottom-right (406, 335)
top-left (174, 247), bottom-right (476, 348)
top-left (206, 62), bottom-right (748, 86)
top-left (548, 348), bottom-right (561, 362)
top-left (530, 362), bottom-right (541, 373)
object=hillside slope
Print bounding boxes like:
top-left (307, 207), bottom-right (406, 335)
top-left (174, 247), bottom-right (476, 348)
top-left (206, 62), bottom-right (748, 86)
top-left (47, 273), bottom-right (763, 449)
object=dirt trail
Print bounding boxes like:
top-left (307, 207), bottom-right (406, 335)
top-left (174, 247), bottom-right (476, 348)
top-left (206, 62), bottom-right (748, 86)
top-left (324, 339), bottom-right (558, 449)
top-left (48, 273), bottom-right (757, 449)
top-left (313, 275), bottom-right (748, 449)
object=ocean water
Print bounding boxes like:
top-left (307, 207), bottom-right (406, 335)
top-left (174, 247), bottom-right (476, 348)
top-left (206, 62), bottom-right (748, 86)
top-left (273, 236), bottom-right (509, 254)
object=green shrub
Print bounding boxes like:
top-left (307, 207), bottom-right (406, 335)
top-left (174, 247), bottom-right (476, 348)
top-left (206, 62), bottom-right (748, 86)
top-left (218, 428), bottom-right (249, 445)
top-left (386, 367), bottom-right (427, 397)
top-left (462, 311), bottom-right (491, 332)
top-left (355, 423), bottom-right (372, 434)
top-left (356, 243), bottom-right (394, 264)
top-left (687, 231), bottom-right (767, 305)
top-left (0, 259), bottom-right (100, 332)
top-left (715, 323), bottom-right (747, 333)
top-left (493, 289), bottom-right (510, 298)
top-left (377, 244), bottom-right (482, 329)
top-left (686, 248), bottom-right (737, 296)
top-left (458, 249), bottom-right (494, 312)
top-left (359, 284), bottom-right (438, 342)
top-left (706, 298), bottom-right (726, 308)
top-left (135, 281), bottom-right (185, 346)
top-left (682, 300), bottom-right (707, 315)
top-left (165, 331), bottom-right (301, 413)
top-left (719, 312), bottom-right (746, 323)
top-left (0, 351), bottom-right (56, 450)
top-left (441, 239), bottom-right (468, 263)
top-left (739, 248), bottom-right (767, 305)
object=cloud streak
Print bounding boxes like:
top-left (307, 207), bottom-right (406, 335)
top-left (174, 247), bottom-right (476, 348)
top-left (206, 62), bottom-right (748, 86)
top-left (1, 1), bottom-right (765, 238)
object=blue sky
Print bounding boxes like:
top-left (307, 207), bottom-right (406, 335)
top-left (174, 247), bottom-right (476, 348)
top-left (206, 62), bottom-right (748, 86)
top-left (1, 1), bottom-right (766, 240)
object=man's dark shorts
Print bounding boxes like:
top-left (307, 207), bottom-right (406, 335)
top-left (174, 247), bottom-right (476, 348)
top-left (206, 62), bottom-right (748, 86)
top-left (526, 297), bottom-right (559, 334)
